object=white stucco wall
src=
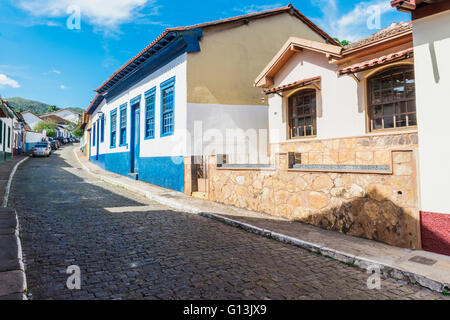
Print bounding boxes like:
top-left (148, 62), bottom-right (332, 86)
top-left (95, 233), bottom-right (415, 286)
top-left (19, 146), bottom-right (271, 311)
top-left (412, 10), bottom-right (450, 215)
top-left (25, 131), bottom-right (46, 144)
top-left (268, 50), bottom-right (364, 144)
top-left (0, 118), bottom-right (14, 154)
top-left (186, 103), bottom-right (269, 163)
top-left (90, 53), bottom-right (188, 158)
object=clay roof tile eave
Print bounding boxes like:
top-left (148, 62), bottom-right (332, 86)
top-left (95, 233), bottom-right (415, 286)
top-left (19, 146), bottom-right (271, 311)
top-left (93, 4), bottom-right (340, 94)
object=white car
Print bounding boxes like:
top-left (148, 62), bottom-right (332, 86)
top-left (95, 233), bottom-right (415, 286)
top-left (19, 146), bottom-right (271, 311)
top-left (32, 143), bottom-right (51, 157)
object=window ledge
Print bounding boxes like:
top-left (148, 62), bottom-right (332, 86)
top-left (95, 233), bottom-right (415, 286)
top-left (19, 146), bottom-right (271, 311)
top-left (160, 132), bottom-right (174, 138)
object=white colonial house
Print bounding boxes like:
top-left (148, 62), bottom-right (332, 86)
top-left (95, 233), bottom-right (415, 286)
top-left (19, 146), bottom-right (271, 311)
top-left (85, 5), bottom-right (339, 193)
top-left (391, 0), bottom-right (450, 256)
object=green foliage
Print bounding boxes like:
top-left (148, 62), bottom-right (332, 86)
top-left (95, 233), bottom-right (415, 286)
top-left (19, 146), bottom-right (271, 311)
top-left (334, 38), bottom-right (350, 46)
top-left (68, 122), bottom-right (84, 138)
top-left (6, 97), bottom-right (84, 115)
top-left (48, 105), bottom-right (58, 112)
top-left (34, 120), bottom-right (57, 138)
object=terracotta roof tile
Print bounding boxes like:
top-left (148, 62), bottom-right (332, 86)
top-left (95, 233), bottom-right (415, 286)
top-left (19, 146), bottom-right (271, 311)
top-left (343, 21), bottom-right (412, 52)
top-left (264, 76), bottom-right (321, 94)
top-left (39, 114), bottom-right (72, 124)
top-left (93, 4), bottom-right (339, 96)
top-left (338, 48), bottom-right (414, 75)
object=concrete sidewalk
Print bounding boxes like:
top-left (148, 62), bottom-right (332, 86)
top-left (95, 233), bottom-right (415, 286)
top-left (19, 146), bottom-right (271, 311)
top-left (0, 155), bottom-right (28, 300)
top-left (74, 148), bottom-right (450, 294)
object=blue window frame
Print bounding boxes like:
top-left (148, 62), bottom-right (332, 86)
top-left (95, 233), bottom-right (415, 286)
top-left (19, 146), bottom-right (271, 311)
top-left (93, 123), bottom-right (96, 146)
top-left (110, 109), bottom-right (117, 148)
top-left (100, 116), bottom-right (105, 143)
top-left (119, 103), bottom-right (127, 146)
top-left (145, 87), bottom-right (156, 139)
top-left (160, 77), bottom-right (175, 137)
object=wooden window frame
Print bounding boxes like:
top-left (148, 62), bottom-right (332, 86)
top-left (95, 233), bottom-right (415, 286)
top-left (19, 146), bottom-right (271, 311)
top-left (144, 87), bottom-right (156, 140)
top-left (119, 103), bottom-right (127, 147)
top-left (110, 109), bottom-right (117, 148)
top-left (160, 77), bottom-right (175, 137)
top-left (368, 65), bottom-right (417, 132)
top-left (288, 89), bottom-right (317, 139)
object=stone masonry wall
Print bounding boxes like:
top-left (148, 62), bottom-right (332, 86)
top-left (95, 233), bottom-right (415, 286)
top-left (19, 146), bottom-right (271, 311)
top-left (206, 132), bottom-right (420, 249)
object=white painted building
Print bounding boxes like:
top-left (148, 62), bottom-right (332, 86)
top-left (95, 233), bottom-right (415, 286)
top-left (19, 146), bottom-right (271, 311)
top-left (86, 5), bottom-right (339, 193)
top-left (392, 0), bottom-right (450, 255)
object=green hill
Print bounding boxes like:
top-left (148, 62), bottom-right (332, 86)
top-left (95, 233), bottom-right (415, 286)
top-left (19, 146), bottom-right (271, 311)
top-left (6, 97), bottom-right (83, 115)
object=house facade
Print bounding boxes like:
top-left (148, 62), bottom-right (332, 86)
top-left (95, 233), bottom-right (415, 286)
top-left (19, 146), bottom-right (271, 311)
top-left (0, 99), bottom-right (20, 161)
top-left (204, 21), bottom-right (424, 250)
top-left (391, 0), bottom-right (450, 256)
top-left (85, 5), bottom-right (339, 193)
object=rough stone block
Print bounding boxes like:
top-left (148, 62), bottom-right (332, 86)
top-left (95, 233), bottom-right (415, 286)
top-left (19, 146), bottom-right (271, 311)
top-left (0, 235), bottom-right (20, 272)
top-left (0, 270), bottom-right (26, 296)
top-left (393, 152), bottom-right (412, 164)
top-left (394, 163), bottom-right (413, 176)
top-left (0, 217), bottom-right (17, 229)
top-left (0, 228), bottom-right (15, 235)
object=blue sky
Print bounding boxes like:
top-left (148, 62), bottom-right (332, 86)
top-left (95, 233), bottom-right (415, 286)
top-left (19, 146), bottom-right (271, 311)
top-left (0, 0), bottom-right (410, 109)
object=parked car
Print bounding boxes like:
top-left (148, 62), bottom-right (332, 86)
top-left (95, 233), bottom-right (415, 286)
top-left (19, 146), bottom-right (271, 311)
top-left (50, 140), bottom-right (58, 150)
top-left (32, 143), bottom-right (51, 157)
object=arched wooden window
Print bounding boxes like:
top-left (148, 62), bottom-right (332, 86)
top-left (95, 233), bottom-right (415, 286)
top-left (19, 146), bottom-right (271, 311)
top-left (288, 89), bottom-right (317, 138)
top-left (368, 65), bottom-right (416, 131)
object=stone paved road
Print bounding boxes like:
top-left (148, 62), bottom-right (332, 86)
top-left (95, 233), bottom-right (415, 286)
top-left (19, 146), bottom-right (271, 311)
top-left (10, 146), bottom-right (446, 300)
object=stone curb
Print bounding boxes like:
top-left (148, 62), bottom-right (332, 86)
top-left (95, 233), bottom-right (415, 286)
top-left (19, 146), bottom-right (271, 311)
top-left (73, 149), bottom-right (449, 294)
top-left (0, 156), bottom-right (29, 300)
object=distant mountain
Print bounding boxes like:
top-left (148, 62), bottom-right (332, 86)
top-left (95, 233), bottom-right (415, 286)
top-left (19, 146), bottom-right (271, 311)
top-left (5, 97), bottom-right (84, 115)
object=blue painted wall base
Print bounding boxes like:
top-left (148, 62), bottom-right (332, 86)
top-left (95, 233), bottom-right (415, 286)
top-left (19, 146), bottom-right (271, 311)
top-left (90, 152), bottom-right (184, 193)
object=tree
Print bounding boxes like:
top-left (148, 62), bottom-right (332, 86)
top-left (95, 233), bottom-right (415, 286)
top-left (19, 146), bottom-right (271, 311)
top-left (34, 120), bottom-right (57, 138)
top-left (69, 123), bottom-right (84, 138)
top-left (334, 38), bottom-right (350, 46)
top-left (47, 105), bottom-right (58, 112)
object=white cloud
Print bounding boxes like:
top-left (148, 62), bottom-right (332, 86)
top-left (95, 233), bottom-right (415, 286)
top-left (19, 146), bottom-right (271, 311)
top-left (233, 3), bottom-right (283, 14)
top-left (60, 85), bottom-right (69, 89)
top-left (0, 74), bottom-right (20, 88)
top-left (311, 0), bottom-right (396, 42)
top-left (50, 69), bottom-right (61, 75)
top-left (16, 0), bottom-right (158, 29)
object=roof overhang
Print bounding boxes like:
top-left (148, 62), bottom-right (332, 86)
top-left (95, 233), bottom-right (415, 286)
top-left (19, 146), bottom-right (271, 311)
top-left (86, 94), bottom-right (105, 115)
top-left (255, 37), bottom-right (342, 88)
top-left (338, 48), bottom-right (414, 75)
top-left (334, 30), bottom-right (412, 65)
top-left (263, 76), bottom-right (321, 95)
top-left (391, 0), bottom-right (450, 19)
top-left (95, 29), bottom-right (203, 96)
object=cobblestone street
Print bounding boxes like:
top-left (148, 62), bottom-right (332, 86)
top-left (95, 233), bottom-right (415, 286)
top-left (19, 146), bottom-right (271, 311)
top-left (10, 146), bottom-right (446, 300)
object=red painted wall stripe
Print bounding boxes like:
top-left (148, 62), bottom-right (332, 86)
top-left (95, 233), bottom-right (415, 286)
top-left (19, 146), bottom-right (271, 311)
top-left (420, 211), bottom-right (450, 256)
